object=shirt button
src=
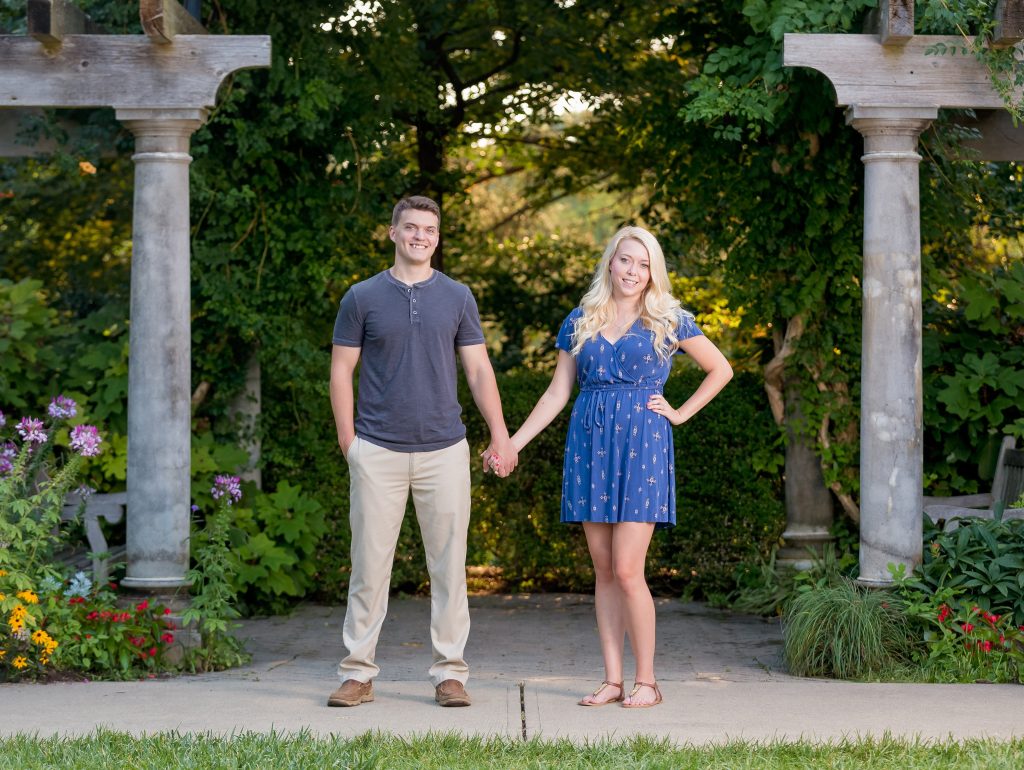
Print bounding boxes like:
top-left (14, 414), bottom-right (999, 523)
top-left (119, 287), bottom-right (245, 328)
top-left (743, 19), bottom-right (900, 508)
top-left (413, 311), bottom-right (418, 314)
top-left (412, 298), bottom-right (417, 302)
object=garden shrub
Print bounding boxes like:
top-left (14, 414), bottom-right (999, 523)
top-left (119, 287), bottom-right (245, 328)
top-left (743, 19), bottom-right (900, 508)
top-left (783, 578), bottom-right (914, 679)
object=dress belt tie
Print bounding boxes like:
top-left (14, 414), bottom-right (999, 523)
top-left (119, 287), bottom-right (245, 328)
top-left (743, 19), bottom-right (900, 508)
top-left (578, 383), bottom-right (661, 430)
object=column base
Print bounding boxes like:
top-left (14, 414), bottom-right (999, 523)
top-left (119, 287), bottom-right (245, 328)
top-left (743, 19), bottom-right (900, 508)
top-left (854, 575), bottom-right (895, 589)
top-left (776, 527), bottom-right (834, 570)
top-left (120, 576), bottom-right (192, 590)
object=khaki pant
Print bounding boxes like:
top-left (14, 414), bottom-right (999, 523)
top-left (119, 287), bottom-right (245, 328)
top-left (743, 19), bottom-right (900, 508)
top-left (339, 437), bottom-right (471, 686)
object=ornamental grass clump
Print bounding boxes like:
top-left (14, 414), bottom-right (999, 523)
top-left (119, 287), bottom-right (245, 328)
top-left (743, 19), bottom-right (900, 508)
top-left (783, 578), bottom-right (914, 679)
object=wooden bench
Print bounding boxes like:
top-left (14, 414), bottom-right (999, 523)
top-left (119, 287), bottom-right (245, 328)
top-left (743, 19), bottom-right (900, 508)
top-left (59, 491), bottom-right (127, 584)
top-left (923, 436), bottom-right (1024, 528)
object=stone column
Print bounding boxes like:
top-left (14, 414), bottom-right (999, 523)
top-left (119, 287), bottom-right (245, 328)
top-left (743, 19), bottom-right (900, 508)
top-left (778, 392), bottom-right (834, 570)
top-left (116, 108), bottom-right (206, 591)
top-left (846, 105), bottom-right (936, 585)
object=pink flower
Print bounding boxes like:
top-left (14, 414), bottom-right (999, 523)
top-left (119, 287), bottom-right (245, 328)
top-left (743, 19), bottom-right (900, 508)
top-left (211, 474), bottom-right (242, 504)
top-left (69, 424), bottom-right (102, 457)
top-left (16, 416), bottom-right (47, 445)
top-left (48, 395), bottom-right (77, 420)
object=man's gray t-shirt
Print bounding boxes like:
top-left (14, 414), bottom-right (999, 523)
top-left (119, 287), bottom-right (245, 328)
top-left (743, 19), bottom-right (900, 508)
top-left (332, 269), bottom-right (486, 452)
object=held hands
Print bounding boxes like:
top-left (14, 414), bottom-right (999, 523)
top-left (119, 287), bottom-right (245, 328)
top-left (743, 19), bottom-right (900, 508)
top-left (646, 393), bottom-right (685, 425)
top-left (481, 437), bottom-right (519, 478)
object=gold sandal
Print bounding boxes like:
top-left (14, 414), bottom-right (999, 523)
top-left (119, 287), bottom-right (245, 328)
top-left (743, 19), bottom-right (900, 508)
top-left (578, 680), bottom-right (624, 707)
top-left (622, 680), bottom-right (662, 708)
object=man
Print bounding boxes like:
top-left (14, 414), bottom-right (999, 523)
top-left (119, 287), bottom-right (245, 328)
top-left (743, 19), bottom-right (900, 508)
top-left (328, 195), bottom-right (518, 708)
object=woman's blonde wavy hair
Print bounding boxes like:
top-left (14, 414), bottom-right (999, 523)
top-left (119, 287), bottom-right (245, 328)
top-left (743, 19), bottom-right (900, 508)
top-left (570, 226), bottom-right (692, 362)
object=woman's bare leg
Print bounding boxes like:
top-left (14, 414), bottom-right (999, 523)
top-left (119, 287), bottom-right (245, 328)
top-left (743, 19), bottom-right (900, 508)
top-left (612, 522), bottom-right (659, 706)
top-left (578, 522), bottom-right (625, 705)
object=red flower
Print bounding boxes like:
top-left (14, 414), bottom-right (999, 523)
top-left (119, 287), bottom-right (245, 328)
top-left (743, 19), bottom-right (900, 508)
top-left (164, 621), bottom-right (176, 630)
top-left (136, 600), bottom-right (149, 612)
top-left (161, 633), bottom-right (174, 644)
top-left (981, 641), bottom-right (993, 653)
top-left (149, 647), bottom-right (157, 657)
top-left (963, 623), bottom-right (975, 633)
top-left (937, 605), bottom-right (950, 623)
top-left (108, 582), bottom-right (118, 590)
top-left (163, 608), bottom-right (172, 615)
top-left (86, 611), bottom-right (99, 621)
top-left (85, 634), bottom-right (92, 639)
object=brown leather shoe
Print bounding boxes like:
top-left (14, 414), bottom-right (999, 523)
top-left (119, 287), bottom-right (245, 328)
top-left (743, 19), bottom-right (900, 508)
top-left (327, 679), bottom-right (374, 707)
top-left (434, 679), bottom-right (471, 707)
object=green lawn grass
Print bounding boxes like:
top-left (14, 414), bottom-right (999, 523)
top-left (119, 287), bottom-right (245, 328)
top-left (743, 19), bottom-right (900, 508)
top-left (0, 731), bottom-right (1021, 769)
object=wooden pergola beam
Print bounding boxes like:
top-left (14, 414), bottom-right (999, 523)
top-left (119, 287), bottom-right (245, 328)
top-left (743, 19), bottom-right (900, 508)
top-left (993, 0), bottom-right (1024, 48)
top-left (0, 35), bottom-right (268, 109)
top-left (140, 0), bottom-right (207, 43)
top-left (27, 0), bottom-right (104, 47)
top-left (878, 0), bottom-right (914, 45)
top-left (784, 34), bottom-right (1016, 109)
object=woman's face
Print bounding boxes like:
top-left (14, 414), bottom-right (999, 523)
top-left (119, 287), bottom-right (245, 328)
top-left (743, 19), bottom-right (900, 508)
top-left (608, 238), bottom-right (651, 301)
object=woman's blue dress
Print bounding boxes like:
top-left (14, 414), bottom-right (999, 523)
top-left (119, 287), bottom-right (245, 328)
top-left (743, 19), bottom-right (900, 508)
top-left (555, 307), bottom-right (703, 528)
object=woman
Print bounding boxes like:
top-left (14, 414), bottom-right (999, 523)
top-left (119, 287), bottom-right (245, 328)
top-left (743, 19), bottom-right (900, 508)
top-left (488, 226), bottom-right (732, 707)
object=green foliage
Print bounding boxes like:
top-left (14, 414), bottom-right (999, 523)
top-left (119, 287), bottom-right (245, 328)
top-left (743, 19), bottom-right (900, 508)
top-left (0, 279), bottom-right (63, 411)
top-left (904, 516), bottom-right (1024, 627)
top-left (731, 534), bottom-right (859, 617)
top-left (196, 481), bottom-right (328, 616)
top-left (894, 580), bottom-right (1024, 684)
top-left (924, 261), bottom-right (1024, 493)
top-left (783, 578), bottom-right (915, 679)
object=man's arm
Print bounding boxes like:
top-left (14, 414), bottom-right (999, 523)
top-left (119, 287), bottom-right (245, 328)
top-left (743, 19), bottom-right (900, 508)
top-left (330, 344), bottom-right (361, 458)
top-left (458, 343), bottom-right (518, 476)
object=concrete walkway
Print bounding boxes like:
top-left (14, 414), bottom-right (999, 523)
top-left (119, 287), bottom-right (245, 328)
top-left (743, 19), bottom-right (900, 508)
top-left (1, 594), bottom-right (1022, 742)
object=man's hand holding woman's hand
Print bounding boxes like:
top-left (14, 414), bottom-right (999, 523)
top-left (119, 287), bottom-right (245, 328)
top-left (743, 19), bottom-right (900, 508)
top-left (482, 437), bottom-right (519, 478)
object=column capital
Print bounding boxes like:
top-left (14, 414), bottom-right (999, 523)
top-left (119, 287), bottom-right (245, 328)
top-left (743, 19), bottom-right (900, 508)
top-left (115, 107), bottom-right (208, 133)
top-left (845, 105), bottom-right (938, 134)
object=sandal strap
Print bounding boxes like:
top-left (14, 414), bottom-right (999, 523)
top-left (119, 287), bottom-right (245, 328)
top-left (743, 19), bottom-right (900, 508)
top-left (594, 680), bottom-right (623, 694)
top-left (630, 681), bottom-right (659, 694)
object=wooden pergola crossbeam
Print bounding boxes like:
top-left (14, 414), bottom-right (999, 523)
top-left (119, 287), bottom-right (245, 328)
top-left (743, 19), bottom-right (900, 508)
top-left (0, 35), bottom-right (268, 108)
top-left (784, 34), bottom-right (1019, 109)
top-left (27, 0), bottom-right (104, 47)
top-left (140, 0), bottom-right (207, 43)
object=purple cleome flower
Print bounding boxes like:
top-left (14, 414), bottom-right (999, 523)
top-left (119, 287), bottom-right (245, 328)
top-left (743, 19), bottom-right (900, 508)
top-left (0, 441), bottom-right (15, 476)
top-left (211, 474), bottom-right (242, 505)
top-left (16, 416), bottom-right (48, 445)
top-left (69, 424), bottom-right (102, 457)
top-left (48, 395), bottom-right (78, 420)
top-left (0, 442), bottom-right (17, 479)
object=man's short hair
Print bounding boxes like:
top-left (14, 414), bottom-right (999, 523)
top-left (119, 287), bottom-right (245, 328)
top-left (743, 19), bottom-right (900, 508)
top-left (392, 195), bottom-right (441, 227)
